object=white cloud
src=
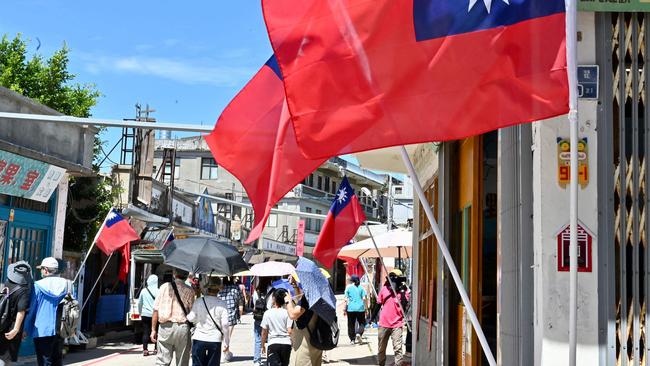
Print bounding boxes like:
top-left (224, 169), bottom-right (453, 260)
top-left (83, 55), bottom-right (256, 87)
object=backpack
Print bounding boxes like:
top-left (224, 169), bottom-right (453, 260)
top-left (253, 294), bottom-right (268, 322)
top-left (307, 315), bottom-right (340, 351)
top-left (57, 281), bottom-right (80, 339)
top-left (0, 286), bottom-right (21, 333)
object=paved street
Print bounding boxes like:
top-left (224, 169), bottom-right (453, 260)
top-left (16, 307), bottom-right (405, 366)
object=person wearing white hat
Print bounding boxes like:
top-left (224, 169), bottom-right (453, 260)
top-left (0, 261), bottom-right (32, 365)
top-left (23, 257), bottom-right (71, 366)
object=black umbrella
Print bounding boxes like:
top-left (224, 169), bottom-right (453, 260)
top-left (162, 237), bottom-right (248, 276)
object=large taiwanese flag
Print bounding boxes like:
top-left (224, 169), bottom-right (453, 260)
top-left (205, 57), bottom-right (326, 243)
top-left (313, 177), bottom-right (366, 268)
top-left (262, 0), bottom-right (569, 159)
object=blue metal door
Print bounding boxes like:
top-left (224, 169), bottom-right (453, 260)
top-left (5, 225), bottom-right (48, 272)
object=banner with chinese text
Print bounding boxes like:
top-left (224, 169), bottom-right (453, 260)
top-left (0, 149), bottom-right (66, 202)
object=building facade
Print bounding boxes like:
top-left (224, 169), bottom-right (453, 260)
top-left (409, 8), bottom-right (650, 366)
top-left (0, 86), bottom-right (96, 276)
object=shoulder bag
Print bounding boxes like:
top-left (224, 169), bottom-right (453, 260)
top-left (170, 281), bottom-right (195, 336)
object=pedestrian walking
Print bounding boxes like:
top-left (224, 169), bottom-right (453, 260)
top-left (23, 257), bottom-right (72, 366)
top-left (344, 275), bottom-right (367, 344)
top-left (138, 274), bottom-right (159, 356)
top-left (216, 277), bottom-right (243, 362)
top-left (261, 289), bottom-right (292, 366)
top-left (151, 268), bottom-right (195, 366)
top-left (251, 278), bottom-right (273, 366)
top-left (187, 279), bottom-right (229, 366)
top-left (376, 270), bottom-right (410, 366)
top-left (0, 261), bottom-right (32, 366)
top-left (285, 279), bottom-right (322, 366)
top-left (235, 278), bottom-right (248, 311)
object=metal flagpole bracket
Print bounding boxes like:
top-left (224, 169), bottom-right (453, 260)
top-left (399, 146), bottom-right (497, 366)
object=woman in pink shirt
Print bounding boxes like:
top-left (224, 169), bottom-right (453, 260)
top-left (376, 270), bottom-right (410, 366)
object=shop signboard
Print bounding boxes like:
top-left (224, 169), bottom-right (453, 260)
top-left (262, 238), bottom-right (297, 256)
top-left (579, 0), bottom-right (650, 12)
top-left (296, 220), bottom-right (305, 257)
top-left (557, 138), bottom-right (589, 189)
top-left (0, 149), bottom-right (65, 202)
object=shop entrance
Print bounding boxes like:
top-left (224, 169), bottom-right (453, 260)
top-left (598, 11), bottom-right (650, 365)
top-left (448, 132), bottom-right (497, 366)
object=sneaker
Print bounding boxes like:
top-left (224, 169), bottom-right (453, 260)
top-left (350, 339), bottom-right (356, 345)
top-left (356, 334), bottom-right (363, 344)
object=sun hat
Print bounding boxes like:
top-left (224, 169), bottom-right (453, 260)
top-left (7, 261), bottom-right (32, 285)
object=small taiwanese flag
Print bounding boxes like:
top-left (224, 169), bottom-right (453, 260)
top-left (313, 177), bottom-right (366, 268)
top-left (95, 209), bottom-right (140, 255)
top-left (95, 209), bottom-right (139, 283)
top-left (163, 232), bottom-right (175, 249)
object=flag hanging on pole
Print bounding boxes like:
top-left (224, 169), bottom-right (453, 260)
top-left (205, 56), bottom-right (325, 243)
top-left (118, 243), bottom-right (130, 283)
top-left (262, 0), bottom-right (569, 159)
top-left (95, 209), bottom-right (140, 255)
top-left (313, 177), bottom-right (366, 267)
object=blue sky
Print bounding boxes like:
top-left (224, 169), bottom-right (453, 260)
top-left (0, 1), bottom-right (272, 171)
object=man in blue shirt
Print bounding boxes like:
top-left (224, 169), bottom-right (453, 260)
top-left (344, 275), bottom-right (368, 344)
top-left (23, 257), bottom-right (71, 366)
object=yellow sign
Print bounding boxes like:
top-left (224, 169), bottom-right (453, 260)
top-left (557, 138), bottom-right (588, 189)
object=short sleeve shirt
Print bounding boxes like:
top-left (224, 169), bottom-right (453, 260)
top-left (377, 285), bottom-right (409, 329)
top-left (217, 285), bottom-right (243, 326)
top-left (153, 280), bottom-right (195, 324)
top-left (0, 283), bottom-right (31, 361)
top-left (345, 285), bottom-right (367, 312)
top-left (295, 296), bottom-right (313, 330)
top-left (260, 308), bottom-right (292, 346)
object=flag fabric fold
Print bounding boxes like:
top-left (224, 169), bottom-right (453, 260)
top-left (313, 177), bottom-right (366, 267)
top-left (95, 208), bottom-right (139, 256)
top-left (205, 56), bottom-right (325, 243)
top-left (262, 0), bottom-right (569, 159)
top-left (118, 243), bottom-right (130, 283)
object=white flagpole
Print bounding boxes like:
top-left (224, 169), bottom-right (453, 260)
top-left (71, 208), bottom-right (113, 284)
top-left (566, 0), bottom-right (579, 364)
top-left (399, 146), bottom-right (496, 366)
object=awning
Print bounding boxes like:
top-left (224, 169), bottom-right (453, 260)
top-left (122, 204), bottom-right (170, 225)
top-left (132, 249), bottom-right (164, 264)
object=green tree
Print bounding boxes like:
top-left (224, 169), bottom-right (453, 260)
top-left (0, 34), bottom-right (114, 252)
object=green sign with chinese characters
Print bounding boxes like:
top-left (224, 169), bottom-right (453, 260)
top-left (579, 0), bottom-right (650, 12)
top-left (0, 149), bottom-right (66, 202)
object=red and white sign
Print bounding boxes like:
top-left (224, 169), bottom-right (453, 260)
top-left (557, 223), bottom-right (593, 272)
top-left (296, 219), bottom-right (305, 257)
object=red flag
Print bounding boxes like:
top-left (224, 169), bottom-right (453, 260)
top-left (338, 255), bottom-right (365, 278)
top-left (95, 209), bottom-right (140, 255)
top-left (313, 177), bottom-right (366, 267)
top-left (262, 0), bottom-right (569, 159)
top-left (205, 57), bottom-right (325, 243)
top-left (118, 243), bottom-right (130, 283)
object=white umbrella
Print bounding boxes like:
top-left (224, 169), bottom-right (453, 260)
top-left (338, 228), bottom-right (413, 259)
top-left (250, 261), bottom-right (296, 277)
top-left (354, 144), bottom-right (425, 174)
